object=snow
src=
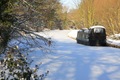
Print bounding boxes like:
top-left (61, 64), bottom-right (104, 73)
top-left (67, 30), bottom-right (79, 39)
top-left (29, 30), bottom-right (120, 80)
top-left (107, 38), bottom-right (120, 46)
top-left (106, 34), bottom-right (120, 46)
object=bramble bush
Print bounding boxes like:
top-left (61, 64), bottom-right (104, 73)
top-left (0, 46), bottom-right (49, 80)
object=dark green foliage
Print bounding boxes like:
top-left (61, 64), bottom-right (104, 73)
top-left (0, 0), bottom-right (17, 51)
top-left (0, 46), bottom-right (49, 80)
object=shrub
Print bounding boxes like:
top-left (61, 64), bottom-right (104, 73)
top-left (0, 46), bottom-right (49, 80)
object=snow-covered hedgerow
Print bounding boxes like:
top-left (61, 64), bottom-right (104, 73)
top-left (107, 34), bottom-right (120, 47)
top-left (0, 46), bottom-right (49, 80)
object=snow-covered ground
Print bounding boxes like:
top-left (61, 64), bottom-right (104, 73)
top-left (107, 34), bottom-right (120, 46)
top-left (29, 30), bottom-right (120, 80)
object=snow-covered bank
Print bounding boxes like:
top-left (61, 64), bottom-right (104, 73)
top-left (107, 39), bottom-right (120, 47)
top-left (67, 30), bottom-right (79, 39)
top-left (107, 34), bottom-right (120, 47)
top-left (29, 30), bottom-right (120, 80)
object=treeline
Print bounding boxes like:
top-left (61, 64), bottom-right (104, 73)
top-left (0, 0), bottom-right (64, 52)
top-left (67, 0), bottom-right (120, 35)
top-left (12, 0), bottom-right (64, 30)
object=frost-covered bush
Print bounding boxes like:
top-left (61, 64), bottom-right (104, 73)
top-left (0, 46), bottom-right (49, 80)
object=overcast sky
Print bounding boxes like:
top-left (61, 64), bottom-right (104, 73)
top-left (60, 0), bottom-right (81, 10)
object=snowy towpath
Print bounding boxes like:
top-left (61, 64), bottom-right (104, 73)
top-left (30, 30), bottom-right (120, 80)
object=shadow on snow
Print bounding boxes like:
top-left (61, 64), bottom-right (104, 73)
top-left (30, 34), bottom-right (120, 80)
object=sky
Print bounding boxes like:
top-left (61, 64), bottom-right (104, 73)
top-left (60, 0), bottom-right (81, 10)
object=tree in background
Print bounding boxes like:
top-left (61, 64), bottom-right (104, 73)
top-left (96, 0), bottom-right (120, 35)
top-left (12, 0), bottom-right (63, 31)
top-left (80, 0), bottom-right (95, 28)
top-left (67, 0), bottom-right (120, 35)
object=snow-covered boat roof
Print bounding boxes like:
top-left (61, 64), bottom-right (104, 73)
top-left (90, 26), bottom-right (105, 29)
top-left (79, 28), bottom-right (89, 33)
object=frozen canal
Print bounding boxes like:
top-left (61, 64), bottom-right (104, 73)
top-left (30, 30), bottom-right (120, 80)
